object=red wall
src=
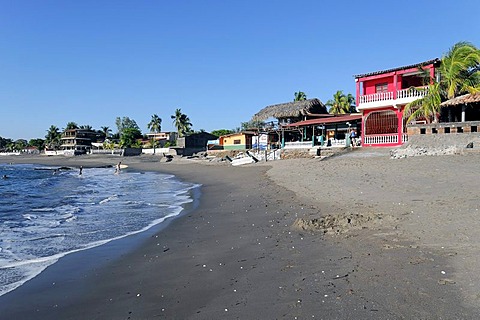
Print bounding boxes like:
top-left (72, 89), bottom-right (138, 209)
top-left (363, 76), bottom-right (395, 95)
top-left (359, 63), bottom-right (436, 95)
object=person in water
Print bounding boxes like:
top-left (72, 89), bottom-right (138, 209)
top-left (79, 166), bottom-right (83, 175)
top-left (115, 162), bottom-right (121, 174)
top-left (2, 174), bottom-right (7, 179)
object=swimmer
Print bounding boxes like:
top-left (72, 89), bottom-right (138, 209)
top-left (115, 162), bottom-right (121, 174)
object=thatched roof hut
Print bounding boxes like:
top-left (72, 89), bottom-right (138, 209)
top-left (252, 98), bottom-right (328, 121)
top-left (439, 93), bottom-right (480, 122)
top-left (440, 92), bottom-right (480, 107)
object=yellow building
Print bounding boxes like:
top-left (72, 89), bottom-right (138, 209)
top-left (220, 132), bottom-right (254, 150)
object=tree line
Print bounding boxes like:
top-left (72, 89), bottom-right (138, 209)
top-left (0, 108), bottom-right (195, 152)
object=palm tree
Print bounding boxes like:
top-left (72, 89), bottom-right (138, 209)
top-left (403, 82), bottom-right (442, 123)
top-left (147, 114), bottom-right (162, 149)
top-left (439, 41), bottom-right (480, 99)
top-left (79, 125), bottom-right (93, 130)
top-left (65, 122), bottom-right (78, 130)
top-left (101, 126), bottom-right (112, 140)
top-left (45, 125), bottom-right (61, 149)
top-left (326, 90), bottom-right (352, 114)
top-left (346, 93), bottom-right (357, 113)
top-left (294, 91), bottom-right (307, 101)
top-left (171, 109), bottom-right (192, 138)
top-left (147, 114), bottom-right (162, 133)
top-left (404, 42), bottom-right (480, 124)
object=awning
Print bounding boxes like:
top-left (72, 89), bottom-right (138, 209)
top-left (285, 114), bottom-right (362, 127)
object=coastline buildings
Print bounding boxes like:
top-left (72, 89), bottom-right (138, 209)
top-left (354, 59), bottom-right (440, 147)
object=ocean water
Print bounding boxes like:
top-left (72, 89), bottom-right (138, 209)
top-left (0, 163), bottom-right (198, 297)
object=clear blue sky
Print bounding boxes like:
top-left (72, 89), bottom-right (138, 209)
top-left (1, 0), bottom-right (479, 140)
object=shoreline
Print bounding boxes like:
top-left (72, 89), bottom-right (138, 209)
top-left (0, 153), bottom-right (479, 318)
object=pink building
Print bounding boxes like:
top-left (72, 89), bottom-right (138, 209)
top-left (355, 59), bottom-right (440, 147)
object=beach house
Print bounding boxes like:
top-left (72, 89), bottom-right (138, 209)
top-left (61, 129), bottom-right (102, 155)
top-left (355, 59), bottom-right (440, 147)
top-left (219, 132), bottom-right (255, 150)
top-left (252, 98), bottom-right (330, 148)
top-left (145, 131), bottom-right (177, 147)
top-left (174, 132), bottom-right (217, 156)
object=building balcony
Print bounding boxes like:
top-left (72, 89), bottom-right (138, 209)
top-left (358, 87), bottom-right (428, 110)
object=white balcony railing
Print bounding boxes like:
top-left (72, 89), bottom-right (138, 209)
top-left (359, 87), bottom-right (428, 105)
top-left (364, 134), bottom-right (398, 145)
top-left (396, 87), bottom-right (428, 100)
top-left (359, 91), bottom-right (393, 104)
top-left (363, 133), bottom-right (409, 145)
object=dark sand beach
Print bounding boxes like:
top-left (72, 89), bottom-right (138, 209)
top-left (0, 152), bottom-right (479, 319)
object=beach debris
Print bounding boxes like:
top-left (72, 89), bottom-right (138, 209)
top-left (228, 152), bottom-right (258, 166)
top-left (292, 212), bottom-right (398, 235)
top-left (438, 279), bottom-right (456, 285)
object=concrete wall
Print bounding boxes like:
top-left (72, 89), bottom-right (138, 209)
top-left (407, 121), bottom-right (480, 136)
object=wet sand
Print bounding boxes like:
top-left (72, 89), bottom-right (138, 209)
top-left (0, 152), bottom-right (479, 319)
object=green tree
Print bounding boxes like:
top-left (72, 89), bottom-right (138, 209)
top-left (6, 141), bottom-right (15, 152)
top-left (294, 91), bottom-right (307, 101)
top-left (100, 126), bottom-right (112, 140)
top-left (404, 42), bottom-right (480, 124)
top-left (346, 93), bottom-right (357, 113)
top-left (45, 125), bottom-right (61, 149)
top-left (147, 114), bottom-right (162, 149)
top-left (404, 83), bottom-right (442, 123)
top-left (65, 122), bottom-right (78, 130)
top-left (14, 139), bottom-right (27, 151)
top-left (211, 129), bottom-right (234, 137)
top-left (440, 41), bottom-right (480, 99)
top-left (120, 127), bottom-right (142, 148)
top-left (115, 116), bottom-right (140, 135)
top-left (0, 136), bottom-right (13, 150)
top-left (171, 109), bottom-right (192, 138)
top-left (79, 125), bottom-right (93, 130)
top-left (241, 120), bottom-right (265, 131)
top-left (147, 114), bottom-right (162, 133)
top-left (29, 138), bottom-right (45, 150)
top-left (326, 90), bottom-right (354, 114)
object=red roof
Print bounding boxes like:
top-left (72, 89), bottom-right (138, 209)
top-left (354, 58), bottom-right (440, 79)
top-left (285, 114), bottom-right (362, 127)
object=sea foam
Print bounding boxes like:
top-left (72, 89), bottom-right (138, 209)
top-left (0, 164), bottom-right (198, 297)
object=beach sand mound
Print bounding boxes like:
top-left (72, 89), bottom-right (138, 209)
top-left (293, 212), bottom-right (398, 235)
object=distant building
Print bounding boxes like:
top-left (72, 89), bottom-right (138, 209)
top-left (354, 59), bottom-right (440, 147)
top-left (23, 146), bottom-right (40, 154)
top-left (145, 132), bottom-right (177, 147)
top-left (61, 129), bottom-right (102, 155)
top-left (175, 132), bottom-right (217, 156)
